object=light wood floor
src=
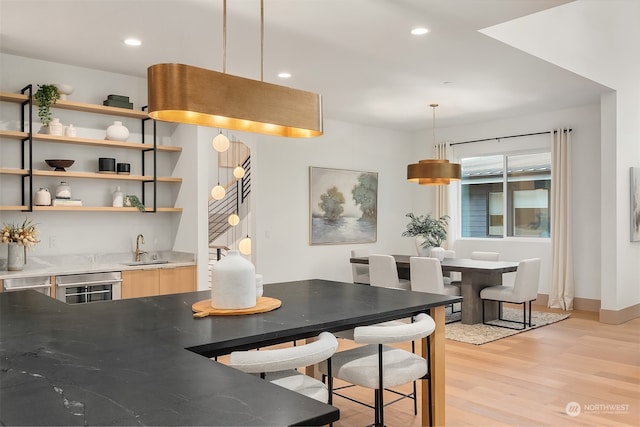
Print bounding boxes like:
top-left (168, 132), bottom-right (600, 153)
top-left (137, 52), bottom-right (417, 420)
top-left (330, 309), bottom-right (640, 426)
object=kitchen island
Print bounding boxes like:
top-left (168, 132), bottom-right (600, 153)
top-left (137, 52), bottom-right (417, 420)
top-left (1, 279), bottom-right (459, 426)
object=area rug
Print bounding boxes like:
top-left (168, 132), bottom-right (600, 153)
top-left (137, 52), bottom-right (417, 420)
top-left (444, 306), bottom-right (570, 345)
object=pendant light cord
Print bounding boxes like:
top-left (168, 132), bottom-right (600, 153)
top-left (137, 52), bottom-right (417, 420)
top-left (222, 0), bottom-right (227, 73)
top-left (260, 0), bottom-right (264, 82)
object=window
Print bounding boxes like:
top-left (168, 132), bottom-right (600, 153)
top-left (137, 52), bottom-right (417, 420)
top-left (461, 152), bottom-right (551, 238)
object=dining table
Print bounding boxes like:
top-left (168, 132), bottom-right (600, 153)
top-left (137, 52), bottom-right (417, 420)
top-left (0, 278), bottom-right (459, 427)
top-left (350, 255), bottom-right (520, 324)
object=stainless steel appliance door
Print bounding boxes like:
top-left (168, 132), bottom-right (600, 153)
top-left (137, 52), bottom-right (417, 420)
top-left (3, 276), bottom-right (52, 296)
top-left (55, 271), bottom-right (122, 304)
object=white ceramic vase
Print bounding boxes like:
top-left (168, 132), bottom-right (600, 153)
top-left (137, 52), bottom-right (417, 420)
top-left (106, 121), bottom-right (129, 141)
top-left (211, 250), bottom-right (256, 309)
top-left (49, 118), bottom-right (64, 136)
top-left (35, 188), bottom-right (51, 206)
top-left (415, 236), bottom-right (432, 257)
top-left (7, 242), bottom-right (25, 271)
top-left (255, 274), bottom-right (264, 299)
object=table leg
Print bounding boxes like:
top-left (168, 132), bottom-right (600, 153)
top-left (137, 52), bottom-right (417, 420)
top-left (460, 271), bottom-right (501, 324)
top-left (425, 305), bottom-right (445, 426)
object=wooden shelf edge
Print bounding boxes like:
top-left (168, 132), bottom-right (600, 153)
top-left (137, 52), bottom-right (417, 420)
top-left (0, 168), bottom-right (28, 175)
top-left (29, 170), bottom-right (182, 182)
top-left (0, 91), bottom-right (148, 119)
top-left (0, 130), bottom-right (181, 152)
top-left (31, 206), bottom-right (183, 212)
top-left (0, 205), bottom-right (28, 211)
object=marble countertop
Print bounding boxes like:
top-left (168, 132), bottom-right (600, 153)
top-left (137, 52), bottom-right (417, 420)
top-left (0, 250), bottom-right (196, 280)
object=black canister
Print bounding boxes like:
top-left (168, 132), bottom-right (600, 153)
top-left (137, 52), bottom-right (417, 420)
top-left (99, 158), bottom-right (116, 173)
top-left (117, 163), bottom-right (131, 174)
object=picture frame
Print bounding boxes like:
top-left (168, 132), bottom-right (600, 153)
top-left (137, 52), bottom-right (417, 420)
top-left (631, 167), bottom-right (640, 242)
top-left (309, 167), bottom-right (378, 245)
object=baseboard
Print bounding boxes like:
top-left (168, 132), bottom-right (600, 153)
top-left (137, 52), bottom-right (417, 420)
top-left (534, 294), bottom-right (639, 324)
top-left (599, 303), bottom-right (640, 325)
top-left (533, 294), bottom-right (601, 312)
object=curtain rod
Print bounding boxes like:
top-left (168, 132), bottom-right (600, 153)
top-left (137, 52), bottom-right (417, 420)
top-left (450, 128), bottom-right (572, 146)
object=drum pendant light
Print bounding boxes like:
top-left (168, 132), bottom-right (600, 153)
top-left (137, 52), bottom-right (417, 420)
top-left (407, 104), bottom-right (461, 185)
top-left (147, 0), bottom-right (323, 138)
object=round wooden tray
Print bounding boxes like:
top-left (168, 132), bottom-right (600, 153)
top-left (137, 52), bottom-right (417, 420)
top-left (192, 297), bottom-right (282, 318)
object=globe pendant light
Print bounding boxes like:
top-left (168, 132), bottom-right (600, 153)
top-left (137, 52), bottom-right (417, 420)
top-left (407, 104), bottom-right (461, 185)
top-left (228, 213), bottom-right (240, 226)
top-left (212, 130), bottom-right (230, 152)
top-left (211, 184), bottom-right (226, 200)
top-left (238, 236), bottom-right (252, 255)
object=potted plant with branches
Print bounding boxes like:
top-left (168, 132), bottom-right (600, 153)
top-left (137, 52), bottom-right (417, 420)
top-left (34, 84), bottom-right (60, 130)
top-left (402, 212), bottom-right (449, 257)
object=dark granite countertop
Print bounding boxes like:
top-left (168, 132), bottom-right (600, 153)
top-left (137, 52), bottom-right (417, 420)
top-left (0, 279), bottom-right (459, 426)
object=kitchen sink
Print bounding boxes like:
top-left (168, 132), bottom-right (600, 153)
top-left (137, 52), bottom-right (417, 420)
top-left (121, 260), bottom-right (170, 266)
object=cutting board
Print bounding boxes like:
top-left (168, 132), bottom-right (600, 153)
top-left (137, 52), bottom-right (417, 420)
top-left (192, 297), bottom-right (282, 318)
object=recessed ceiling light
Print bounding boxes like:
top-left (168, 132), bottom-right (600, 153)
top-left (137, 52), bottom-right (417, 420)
top-left (411, 27), bottom-right (429, 36)
top-left (124, 38), bottom-right (142, 47)
top-left (278, 72), bottom-right (292, 79)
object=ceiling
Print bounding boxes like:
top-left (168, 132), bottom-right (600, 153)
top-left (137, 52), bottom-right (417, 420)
top-left (0, 0), bottom-right (610, 132)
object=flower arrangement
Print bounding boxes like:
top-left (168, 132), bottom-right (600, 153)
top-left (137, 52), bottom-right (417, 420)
top-left (1, 218), bottom-right (40, 248)
top-left (402, 212), bottom-right (449, 248)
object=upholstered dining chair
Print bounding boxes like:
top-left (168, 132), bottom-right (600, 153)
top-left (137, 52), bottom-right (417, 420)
top-left (410, 256), bottom-right (461, 320)
top-left (319, 313), bottom-right (436, 427)
top-left (480, 258), bottom-right (541, 330)
top-left (350, 249), bottom-right (370, 285)
top-left (227, 331), bottom-right (338, 403)
top-left (369, 254), bottom-right (411, 290)
top-left (471, 251), bottom-right (500, 261)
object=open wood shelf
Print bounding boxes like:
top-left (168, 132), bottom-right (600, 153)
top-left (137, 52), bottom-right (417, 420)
top-left (32, 206), bottom-right (182, 212)
top-left (29, 170), bottom-right (182, 182)
top-left (0, 92), bottom-right (148, 119)
top-left (0, 130), bottom-right (181, 152)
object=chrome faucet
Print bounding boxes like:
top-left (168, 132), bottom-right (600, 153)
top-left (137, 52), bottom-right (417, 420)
top-left (135, 234), bottom-right (147, 262)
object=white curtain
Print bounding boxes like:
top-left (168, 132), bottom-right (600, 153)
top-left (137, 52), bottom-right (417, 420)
top-left (434, 142), bottom-right (451, 248)
top-left (548, 128), bottom-right (574, 310)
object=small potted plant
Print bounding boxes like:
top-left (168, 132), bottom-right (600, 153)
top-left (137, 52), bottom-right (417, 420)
top-left (402, 212), bottom-right (449, 257)
top-left (34, 84), bottom-right (60, 129)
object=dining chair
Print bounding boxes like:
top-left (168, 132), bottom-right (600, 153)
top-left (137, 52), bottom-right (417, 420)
top-left (471, 251), bottom-right (500, 261)
top-left (369, 254), bottom-right (411, 290)
top-left (319, 313), bottom-right (436, 427)
top-left (350, 249), bottom-right (370, 285)
top-left (480, 258), bottom-right (541, 330)
top-left (410, 256), bottom-right (461, 320)
top-left (227, 331), bottom-right (338, 403)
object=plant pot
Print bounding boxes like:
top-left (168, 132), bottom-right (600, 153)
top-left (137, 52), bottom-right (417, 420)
top-left (415, 236), bottom-right (432, 257)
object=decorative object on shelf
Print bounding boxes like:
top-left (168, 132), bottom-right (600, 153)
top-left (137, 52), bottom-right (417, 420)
top-left (1, 218), bottom-right (39, 271)
top-left (211, 250), bottom-right (256, 309)
top-left (102, 94), bottom-right (133, 109)
top-left (98, 157), bottom-right (116, 173)
top-left (407, 104), bottom-right (461, 185)
top-left (45, 159), bottom-right (74, 172)
top-left (112, 186), bottom-right (124, 208)
top-left (147, 0), bottom-right (322, 138)
top-left (255, 274), bottom-right (263, 299)
top-left (64, 124), bottom-right (77, 137)
top-left (631, 166), bottom-right (640, 242)
top-left (49, 118), bottom-right (64, 136)
top-left (402, 212), bottom-right (450, 256)
top-left (34, 188), bottom-right (52, 206)
top-left (105, 121), bottom-right (129, 141)
top-left (33, 84), bottom-right (60, 129)
top-left (124, 195), bottom-right (145, 212)
top-left (116, 163), bottom-right (130, 175)
top-left (55, 181), bottom-right (71, 199)
top-left (54, 84), bottom-right (74, 100)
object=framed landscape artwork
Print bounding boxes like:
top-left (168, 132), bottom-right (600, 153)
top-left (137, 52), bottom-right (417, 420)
top-left (309, 167), bottom-right (378, 245)
top-left (631, 167), bottom-right (640, 242)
